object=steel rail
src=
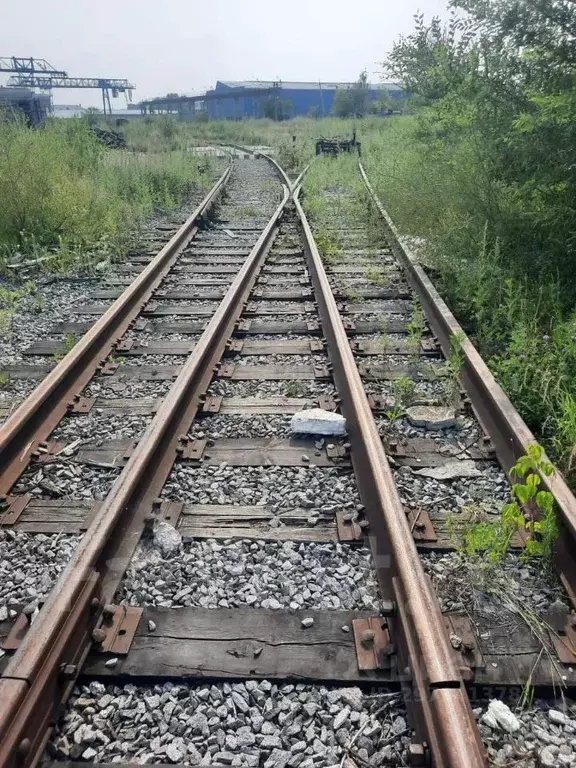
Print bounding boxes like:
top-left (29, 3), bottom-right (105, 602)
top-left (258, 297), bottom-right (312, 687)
top-left (292, 181), bottom-right (486, 767)
top-left (0, 167), bottom-right (290, 768)
top-left (0, 161), bottom-right (232, 499)
top-left (358, 162), bottom-right (576, 608)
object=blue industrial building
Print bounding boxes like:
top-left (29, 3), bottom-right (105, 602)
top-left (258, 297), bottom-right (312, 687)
top-left (205, 80), bottom-right (403, 119)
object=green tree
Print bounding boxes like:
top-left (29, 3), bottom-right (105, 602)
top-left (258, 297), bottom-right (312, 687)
top-left (332, 70), bottom-right (372, 117)
top-left (333, 89), bottom-right (354, 117)
top-left (260, 97), bottom-right (292, 120)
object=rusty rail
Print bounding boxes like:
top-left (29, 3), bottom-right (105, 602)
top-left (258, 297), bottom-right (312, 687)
top-left (0, 164), bottom-right (290, 768)
top-left (0, 161), bottom-right (232, 499)
top-left (358, 162), bottom-right (576, 609)
top-left (292, 181), bottom-right (486, 766)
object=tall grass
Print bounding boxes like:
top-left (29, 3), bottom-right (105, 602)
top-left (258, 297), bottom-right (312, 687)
top-left (0, 118), bottom-right (215, 270)
top-left (357, 116), bottom-right (576, 483)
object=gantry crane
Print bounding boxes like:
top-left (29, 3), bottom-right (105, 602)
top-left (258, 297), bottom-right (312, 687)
top-left (0, 56), bottom-right (67, 77)
top-left (1, 56), bottom-right (135, 115)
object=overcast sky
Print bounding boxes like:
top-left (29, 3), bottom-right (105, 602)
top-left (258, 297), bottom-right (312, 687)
top-left (1, 0), bottom-right (449, 108)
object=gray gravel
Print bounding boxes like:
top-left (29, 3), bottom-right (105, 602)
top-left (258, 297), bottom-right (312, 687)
top-left (120, 538), bottom-right (380, 612)
top-left (52, 413), bottom-right (151, 442)
top-left (162, 465), bottom-right (359, 511)
top-left (207, 380), bottom-right (337, 399)
top-left (393, 463), bottom-right (509, 515)
top-left (48, 681), bottom-right (408, 766)
top-left (0, 530), bottom-right (80, 616)
top-left (476, 699), bottom-right (576, 766)
top-left (191, 414), bottom-right (292, 439)
top-left (13, 459), bottom-right (120, 501)
top-left (84, 378), bottom-right (174, 399)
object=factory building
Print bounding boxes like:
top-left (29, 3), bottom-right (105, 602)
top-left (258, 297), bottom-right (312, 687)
top-left (0, 87), bottom-right (51, 126)
top-left (205, 80), bottom-right (403, 119)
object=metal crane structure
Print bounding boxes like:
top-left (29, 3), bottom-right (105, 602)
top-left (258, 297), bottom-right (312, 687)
top-left (7, 75), bottom-right (135, 114)
top-left (0, 56), bottom-right (67, 77)
top-left (1, 55), bottom-right (135, 115)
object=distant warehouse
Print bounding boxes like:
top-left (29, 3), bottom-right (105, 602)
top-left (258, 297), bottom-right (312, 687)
top-left (205, 80), bottom-right (403, 119)
top-left (139, 80), bottom-right (404, 119)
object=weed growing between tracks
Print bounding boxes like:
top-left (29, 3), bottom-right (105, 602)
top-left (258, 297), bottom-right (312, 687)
top-left (0, 118), bottom-right (217, 274)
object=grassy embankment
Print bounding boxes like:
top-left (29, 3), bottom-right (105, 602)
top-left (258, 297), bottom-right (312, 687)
top-left (0, 117), bottom-right (217, 274)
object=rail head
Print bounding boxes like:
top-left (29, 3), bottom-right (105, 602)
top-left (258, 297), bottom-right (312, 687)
top-left (292, 183), bottom-right (486, 766)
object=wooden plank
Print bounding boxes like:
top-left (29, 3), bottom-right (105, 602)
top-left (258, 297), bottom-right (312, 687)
top-left (344, 300), bottom-right (411, 314)
top-left (216, 396), bottom-right (317, 414)
top-left (360, 362), bottom-right (448, 382)
top-left (89, 397), bottom-right (159, 415)
top-left (76, 437), bottom-right (346, 468)
top-left (180, 525), bottom-right (335, 543)
top-left (24, 340), bottom-right (196, 358)
top-left (327, 263), bottom-right (394, 273)
top-left (5, 500), bottom-right (336, 540)
top-left (90, 289), bottom-right (227, 301)
top-left (237, 320), bottom-right (321, 335)
top-left (49, 321), bottom-right (94, 334)
top-left (237, 340), bottom-right (318, 355)
top-left (181, 246), bottom-right (251, 253)
top-left (7, 499), bottom-right (93, 533)
top-left (222, 364), bottom-right (329, 381)
top-left (179, 252), bottom-right (249, 260)
top-left (82, 607), bottom-right (382, 682)
top-left (254, 290), bottom-right (312, 300)
top-left (0, 364), bottom-right (54, 380)
top-left (0, 402), bottom-right (16, 418)
top-left (196, 437), bottom-right (347, 467)
top-left (172, 264), bottom-right (240, 274)
top-left (263, 266), bottom-right (306, 274)
top-left (22, 340), bottom-right (63, 356)
top-left (113, 275), bottom-right (233, 285)
top-left (71, 304), bottom-right (112, 315)
top-left (336, 287), bottom-right (411, 300)
top-left (244, 302), bottom-right (313, 316)
top-left (123, 341), bottom-right (195, 356)
top-left (353, 338), bottom-right (437, 356)
top-left (153, 321), bottom-right (207, 334)
top-left (76, 439), bottom-right (135, 468)
top-left (179, 505), bottom-right (336, 542)
top-left (157, 291), bottom-right (225, 300)
top-left (100, 365), bottom-right (181, 381)
top-left (143, 303), bottom-right (219, 317)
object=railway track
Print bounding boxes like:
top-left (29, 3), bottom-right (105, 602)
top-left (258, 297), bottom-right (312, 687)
top-left (0, 146), bottom-right (575, 768)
